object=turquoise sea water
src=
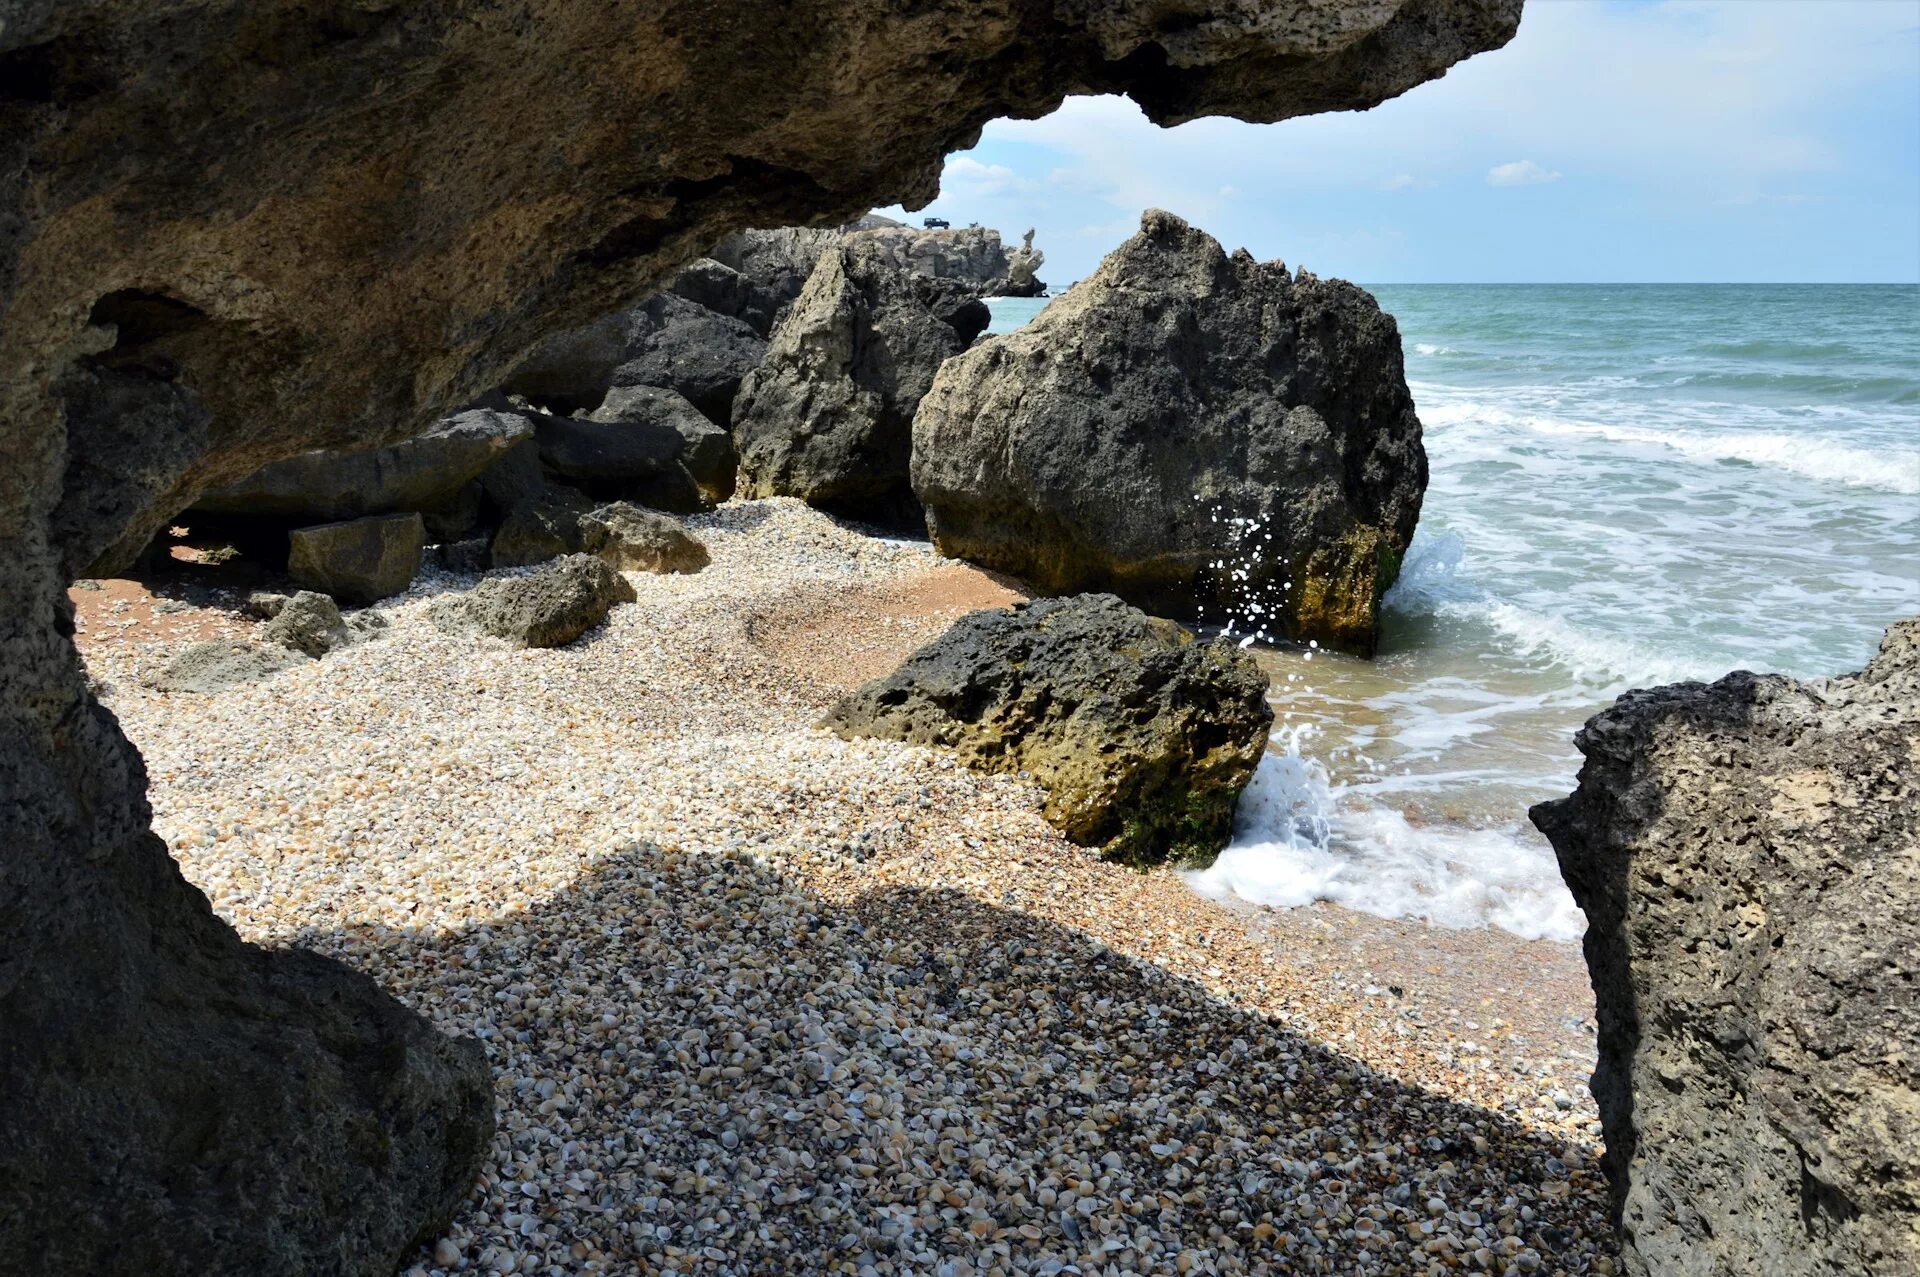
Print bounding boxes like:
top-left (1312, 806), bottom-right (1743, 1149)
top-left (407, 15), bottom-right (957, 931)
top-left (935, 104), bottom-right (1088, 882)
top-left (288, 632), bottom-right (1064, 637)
top-left (986, 286), bottom-right (1920, 939)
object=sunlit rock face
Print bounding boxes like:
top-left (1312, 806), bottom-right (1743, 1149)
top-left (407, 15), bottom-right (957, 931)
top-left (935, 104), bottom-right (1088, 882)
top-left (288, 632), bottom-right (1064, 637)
top-left (1533, 620), bottom-right (1920, 1277)
top-left (0, 1), bottom-right (1521, 1271)
top-left (911, 210), bottom-right (1426, 656)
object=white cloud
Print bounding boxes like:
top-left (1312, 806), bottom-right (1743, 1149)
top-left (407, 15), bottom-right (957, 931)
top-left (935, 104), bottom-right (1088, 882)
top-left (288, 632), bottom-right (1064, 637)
top-left (880, 0), bottom-right (1917, 281)
top-left (940, 156), bottom-right (1032, 198)
top-left (1486, 160), bottom-right (1562, 187)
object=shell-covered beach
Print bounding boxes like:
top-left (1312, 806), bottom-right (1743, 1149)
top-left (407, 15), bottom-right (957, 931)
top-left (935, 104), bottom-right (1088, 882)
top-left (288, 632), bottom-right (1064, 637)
top-left (82, 500), bottom-right (1611, 1276)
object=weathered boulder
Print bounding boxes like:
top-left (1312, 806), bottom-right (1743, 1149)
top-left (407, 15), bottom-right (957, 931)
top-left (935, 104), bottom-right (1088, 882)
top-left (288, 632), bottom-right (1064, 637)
top-left (531, 406), bottom-right (705, 513)
top-left (287, 513), bottom-right (426, 605)
top-left (706, 227), bottom-right (846, 335)
top-left (505, 293), bottom-right (765, 425)
top-left (666, 257), bottom-right (767, 331)
top-left (0, 1), bottom-right (1519, 1268)
top-left (260, 590), bottom-right (354, 658)
top-left (589, 385), bottom-right (736, 505)
top-left (488, 486), bottom-right (592, 569)
top-left (733, 239), bottom-right (971, 527)
top-left (609, 294), bottom-right (768, 425)
top-left (579, 503), bottom-right (711, 574)
top-left (824, 593), bottom-right (1272, 868)
top-left (147, 638), bottom-right (312, 693)
top-left (432, 554), bottom-right (636, 649)
top-left (194, 408), bottom-right (532, 523)
top-left (910, 210), bottom-right (1426, 656)
top-left (1532, 620), bottom-right (1920, 1277)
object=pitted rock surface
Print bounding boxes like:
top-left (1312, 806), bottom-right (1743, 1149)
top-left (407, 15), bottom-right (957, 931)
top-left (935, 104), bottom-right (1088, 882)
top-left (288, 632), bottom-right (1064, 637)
top-left (1532, 620), bottom-right (1920, 1277)
top-left (911, 209), bottom-right (1426, 655)
top-left (824, 593), bottom-right (1273, 868)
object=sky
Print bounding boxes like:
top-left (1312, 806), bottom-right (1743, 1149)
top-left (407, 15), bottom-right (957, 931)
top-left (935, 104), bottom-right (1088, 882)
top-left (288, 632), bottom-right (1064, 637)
top-left (875, 0), bottom-right (1920, 285)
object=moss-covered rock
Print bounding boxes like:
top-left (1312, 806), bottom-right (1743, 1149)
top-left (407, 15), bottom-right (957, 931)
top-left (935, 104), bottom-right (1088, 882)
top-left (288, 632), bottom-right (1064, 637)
top-left (823, 594), bottom-right (1272, 868)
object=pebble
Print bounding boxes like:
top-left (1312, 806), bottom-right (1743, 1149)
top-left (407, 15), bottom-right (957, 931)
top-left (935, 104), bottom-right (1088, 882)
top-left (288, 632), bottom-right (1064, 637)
top-left (87, 499), bottom-right (1616, 1275)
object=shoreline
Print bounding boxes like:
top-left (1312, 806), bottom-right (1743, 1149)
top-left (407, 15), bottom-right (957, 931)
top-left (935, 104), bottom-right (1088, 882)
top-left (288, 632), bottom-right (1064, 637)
top-left (78, 498), bottom-right (1612, 1275)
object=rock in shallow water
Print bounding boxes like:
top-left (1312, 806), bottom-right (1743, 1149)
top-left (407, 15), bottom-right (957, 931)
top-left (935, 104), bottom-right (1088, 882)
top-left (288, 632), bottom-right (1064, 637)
top-left (824, 593), bottom-right (1272, 867)
top-left (910, 209), bottom-right (1426, 656)
top-left (1532, 618), bottom-right (1920, 1277)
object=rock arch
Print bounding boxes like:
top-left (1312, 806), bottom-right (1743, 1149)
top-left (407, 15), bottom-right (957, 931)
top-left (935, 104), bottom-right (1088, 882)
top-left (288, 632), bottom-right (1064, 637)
top-left (0, 2), bottom-right (1521, 1269)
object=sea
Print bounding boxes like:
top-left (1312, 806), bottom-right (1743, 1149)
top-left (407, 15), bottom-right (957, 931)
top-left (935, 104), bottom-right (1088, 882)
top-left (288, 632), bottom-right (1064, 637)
top-left (985, 285), bottom-right (1920, 942)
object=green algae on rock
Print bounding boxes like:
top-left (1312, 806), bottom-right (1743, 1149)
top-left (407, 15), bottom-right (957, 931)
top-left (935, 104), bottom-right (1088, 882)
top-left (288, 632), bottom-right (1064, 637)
top-left (823, 593), bottom-right (1272, 868)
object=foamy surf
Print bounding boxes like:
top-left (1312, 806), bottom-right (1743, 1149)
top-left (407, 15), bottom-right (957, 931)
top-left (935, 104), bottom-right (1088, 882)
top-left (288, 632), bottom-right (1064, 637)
top-left (1161, 283), bottom-right (1917, 948)
top-left (1189, 743), bottom-right (1585, 943)
top-left (1384, 531), bottom-right (1707, 692)
top-left (1417, 396), bottom-right (1920, 495)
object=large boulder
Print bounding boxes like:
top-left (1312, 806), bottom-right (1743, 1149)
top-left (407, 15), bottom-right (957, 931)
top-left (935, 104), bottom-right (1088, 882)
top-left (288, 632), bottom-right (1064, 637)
top-left (589, 385), bottom-right (736, 505)
top-left (705, 227), bottom-right (847, 335)
top-left (824, 593), bottom-right (1272, 868)
top-left (530, 405), bottom-right (706, 513)
top-left (732, 238), bottom-right (972, 527)
top-left (193, 408), bottom-right (532, 523)
top-left (1532, 620), bottom-right (1920, 1277)
top-left (608, 294), bottom-right (768, 425)
top-left (432, 553), bottom-right (637, 649)
top-left (505, 292), bottom-right (766, 424)
top-left (910, 210), bottom-right (1426, 656)
top-left (286, 513), bottom-right (426, 604)
top-left (0, 1), bottom-right (1520, 1269)
top-left (579, 503), bottom-right (711, 574)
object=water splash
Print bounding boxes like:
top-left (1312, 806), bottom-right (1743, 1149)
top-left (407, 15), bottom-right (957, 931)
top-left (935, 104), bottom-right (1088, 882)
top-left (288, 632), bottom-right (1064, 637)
top-left (1187, 736), bottom-right (1583, 942)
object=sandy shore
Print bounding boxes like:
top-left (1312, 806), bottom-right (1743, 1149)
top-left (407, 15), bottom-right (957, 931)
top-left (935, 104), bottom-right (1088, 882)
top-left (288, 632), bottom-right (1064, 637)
top-left (81, 499), bottom-right (1614, 1276)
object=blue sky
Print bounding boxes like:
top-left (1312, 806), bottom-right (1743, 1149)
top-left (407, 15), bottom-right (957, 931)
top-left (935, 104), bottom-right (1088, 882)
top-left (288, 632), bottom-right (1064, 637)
top-left (876, 0), bottom-right (1920, 284)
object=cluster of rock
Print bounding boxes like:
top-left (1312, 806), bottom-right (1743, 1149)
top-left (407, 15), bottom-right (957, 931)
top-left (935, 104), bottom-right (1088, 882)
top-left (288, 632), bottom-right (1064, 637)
top-left (826, 594), bottom-right (1272, 868)
top-left (500, 210), bottom-right (1423, 655)
top-left (149, 589), bottom-right (389, 693)
top-left (190, 215), bottom-right (1033, 577)
top-left (1532, 620), bottom-right (1920, 1277)
top-left (194, 208), bottom-right (1425, 659)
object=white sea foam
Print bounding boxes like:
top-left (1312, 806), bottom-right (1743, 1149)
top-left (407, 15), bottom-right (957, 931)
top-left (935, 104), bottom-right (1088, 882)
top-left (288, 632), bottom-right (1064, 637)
top-left (1420, 398), bottom-right (1920, 495)
top-left (1413, 342), bottom-right (1458, 357)
top-left (1384, 532), bottom-right (1704, 691)
top-left (1188, 744), bottom-right (1584, 942)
